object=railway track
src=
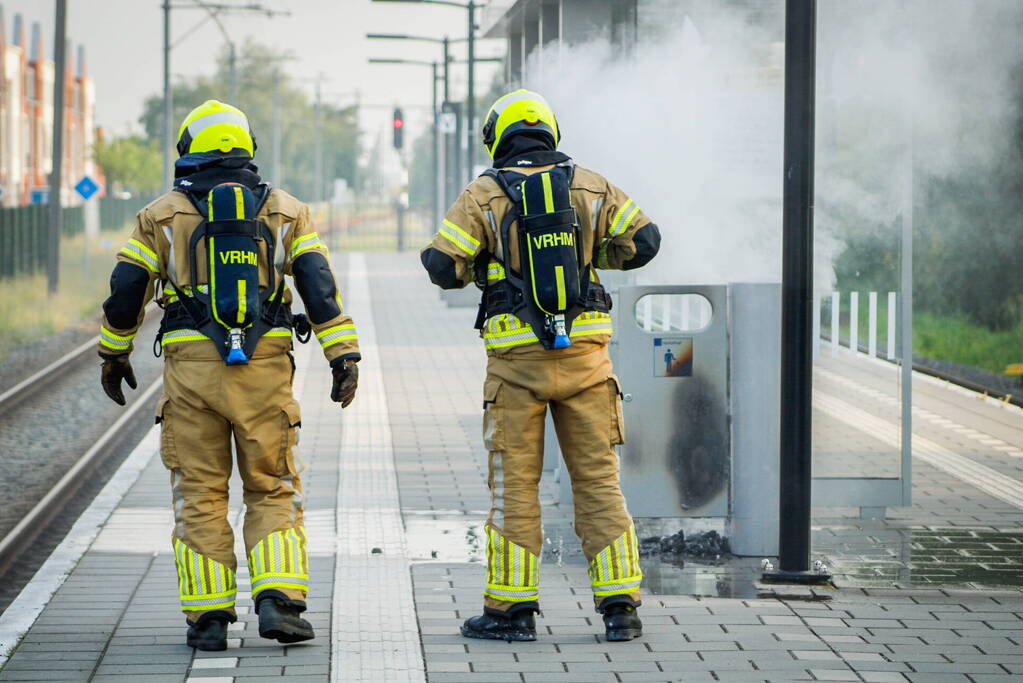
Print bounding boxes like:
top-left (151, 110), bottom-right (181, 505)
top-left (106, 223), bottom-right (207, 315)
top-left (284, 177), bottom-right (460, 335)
top-left (0, 309), bottom-right (163, 605)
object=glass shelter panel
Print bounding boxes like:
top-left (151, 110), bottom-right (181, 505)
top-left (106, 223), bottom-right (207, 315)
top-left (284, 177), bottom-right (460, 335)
top-left (811, 1), bottom-right (912, 506)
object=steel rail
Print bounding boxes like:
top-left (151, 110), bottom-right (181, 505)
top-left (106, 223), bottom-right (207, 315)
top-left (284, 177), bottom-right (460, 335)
top-left (0, 304), bottom-right (160, 416)
top-left (0, 378), bottom-right (164, 577)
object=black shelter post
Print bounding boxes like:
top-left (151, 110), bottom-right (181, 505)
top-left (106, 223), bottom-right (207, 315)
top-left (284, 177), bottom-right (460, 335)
top-left (764, 0), bottom-right (830, 584)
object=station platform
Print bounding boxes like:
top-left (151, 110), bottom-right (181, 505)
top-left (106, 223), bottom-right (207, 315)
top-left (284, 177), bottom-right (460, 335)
top-left (1, 252), bottom-right (1022, 682)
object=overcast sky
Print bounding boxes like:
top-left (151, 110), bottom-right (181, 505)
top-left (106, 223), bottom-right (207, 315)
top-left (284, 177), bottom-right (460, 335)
top-left (0, 0), bottom-right (504, 145)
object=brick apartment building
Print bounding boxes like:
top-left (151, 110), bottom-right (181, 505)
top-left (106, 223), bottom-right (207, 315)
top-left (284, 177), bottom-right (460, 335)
top-left (0, 4), bottom-right (100, 208)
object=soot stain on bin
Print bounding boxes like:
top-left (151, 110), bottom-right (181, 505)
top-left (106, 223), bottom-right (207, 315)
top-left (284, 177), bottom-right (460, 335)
top-left (667, 373), bottom-right (728, 509)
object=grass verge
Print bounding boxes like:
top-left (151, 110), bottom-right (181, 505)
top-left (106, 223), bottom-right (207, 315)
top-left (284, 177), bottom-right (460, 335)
top-left (0, 229), bottom-right (129, 364)
top-left (913, 311), bottom-right (1023, 376)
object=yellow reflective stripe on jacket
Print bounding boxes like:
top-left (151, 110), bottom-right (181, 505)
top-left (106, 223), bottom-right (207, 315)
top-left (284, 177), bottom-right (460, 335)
top-left (161, 329), bottom-right (211, 346)
top-left (484, 525), bottom-right (539, 603)
top-left (440, 219), bottom-right (480, 256)
top-left (99, 326), bottom-right (135, 351)
top-left (120, 238), bottom-right (160, 273)
top-left (290, 232), bottom-right (328, 260)
top-left (161, 327), bottom-right (291, 346)
top-left (161, 283), bottom-right (210, 304)
top-left (315, 323), bottom-right (357, 348)
top-left (570, 311), bottom-right (613, 337)
top-left (482, 312), bottom-right (613, 350)
top-left (608, 199), bottom-right (640, 237)
top-left (595, 239), bottom-right (612, 269)
top-left (247, 528), bottom-right (309, 597)
top-left (588, 527), bottom-right (642, 598)
top-left (482, 314), bottom-right (540, 349)
top-left (173, 538), bottom-right (237, 611)
top-left (486, 261), bottom-right (506, 282)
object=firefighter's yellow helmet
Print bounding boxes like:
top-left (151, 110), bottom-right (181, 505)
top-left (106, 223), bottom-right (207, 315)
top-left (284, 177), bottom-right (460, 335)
top-left (176, 100), bottom-right (256, 157)
top-left (481, 89), bottom-right (560, 159)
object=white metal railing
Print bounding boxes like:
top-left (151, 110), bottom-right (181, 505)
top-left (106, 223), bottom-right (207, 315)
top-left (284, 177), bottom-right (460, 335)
top-left (814, 291), bottom-right (898, 360)
top-left (636, 293), bottom-right (714, 333)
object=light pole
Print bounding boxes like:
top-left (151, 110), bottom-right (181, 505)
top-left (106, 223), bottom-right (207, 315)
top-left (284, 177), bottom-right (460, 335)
top-left (370, 0), bottom-right (485, 181)
top-left (47, 0), bottom-right (67, 294)
top-left (162, 2), bottom-right (290, 188)
top-left (466, 0), bottom-right (476, 178)
top-left (367, 33), bottom-right (460, 101)
top-left (162, 1), bottom-right (172, 189)
top-left (369, 57), bottom-right (442, 230)
top-left (314, 76), bottom-right (323, 203)
top-left (369, 56), bottom-right (500, 224)
top-left (763, 0), bottom-right (830, 585)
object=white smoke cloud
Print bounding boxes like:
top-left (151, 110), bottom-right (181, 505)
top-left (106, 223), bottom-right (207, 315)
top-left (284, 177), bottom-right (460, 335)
top-left (517, 0), bottom-right (1023, 293)
top-left (523, 3), bottom-right (788, 286)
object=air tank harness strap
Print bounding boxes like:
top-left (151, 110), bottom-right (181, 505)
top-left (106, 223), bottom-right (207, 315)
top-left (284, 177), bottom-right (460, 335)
top-left (473, 276), bottom-right (611, 331)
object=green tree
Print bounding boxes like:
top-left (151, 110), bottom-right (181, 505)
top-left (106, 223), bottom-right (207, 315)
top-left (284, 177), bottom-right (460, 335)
top-left (138, 41), bottom-right (361, 201)
top-left (93, 134), bottom-right (162, 194)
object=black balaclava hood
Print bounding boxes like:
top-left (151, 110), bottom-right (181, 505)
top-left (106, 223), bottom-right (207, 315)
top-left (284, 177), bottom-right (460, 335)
top-left (492, 129), bottom-right (570, 169)
top-left (173, 151), bottom-right (263, 196)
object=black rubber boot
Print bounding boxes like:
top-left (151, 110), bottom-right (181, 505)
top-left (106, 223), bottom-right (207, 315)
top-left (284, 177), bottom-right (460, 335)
top-left (186, 610), bottom-right (235, 651)
top-left (600, 599), bottom-right (642, 642)
top-left (256, 592), bottom-right (315, 644)
top-left (460, 605), bottom-right (538, 642)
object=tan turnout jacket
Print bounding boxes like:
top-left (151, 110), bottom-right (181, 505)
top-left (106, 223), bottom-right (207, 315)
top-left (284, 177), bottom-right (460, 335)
top-left (99, 188), bottom-right (359, 362)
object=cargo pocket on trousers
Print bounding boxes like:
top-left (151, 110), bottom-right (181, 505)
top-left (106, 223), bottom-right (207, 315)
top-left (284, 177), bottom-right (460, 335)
top-left (482, 378), bottom-right (503, 453)
top-left (155, 396), bottom-right (178, 469)
top-left (609, 376), bottom-right (626, 445)
top-left (278, 400), bottom-right (304, 476)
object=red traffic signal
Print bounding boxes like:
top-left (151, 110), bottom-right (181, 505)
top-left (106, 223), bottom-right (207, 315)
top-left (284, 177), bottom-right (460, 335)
top-left (392, 108), bottom-right (404, 149)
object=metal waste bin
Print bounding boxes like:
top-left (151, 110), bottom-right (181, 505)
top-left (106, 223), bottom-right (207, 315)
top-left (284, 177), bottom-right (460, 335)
top-left (549, 282), bottom-right (782, 557)
top-left (615, 285), bottom-right (730, 518)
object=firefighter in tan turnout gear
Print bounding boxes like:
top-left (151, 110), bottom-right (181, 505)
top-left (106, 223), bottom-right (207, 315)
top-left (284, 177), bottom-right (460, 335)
top-left (421, 90), bottom-right (662, 642)
top-left (98, 100), bottom-right (360, 651)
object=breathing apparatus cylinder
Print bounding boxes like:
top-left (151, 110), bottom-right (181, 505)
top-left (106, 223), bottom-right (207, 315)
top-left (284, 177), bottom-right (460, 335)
top-left (206, 183), bottom-right (261, 365)
top-left (518, 168), bottom-right (581, 350)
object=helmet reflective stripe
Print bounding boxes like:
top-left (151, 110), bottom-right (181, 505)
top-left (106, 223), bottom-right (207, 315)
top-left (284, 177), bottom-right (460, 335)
top-left (177, 99), bottom-right (255, 156)
top-left (489, 89), bottom-right (549, 116)
top-left (187, 110), bottom-right (249, 138)
top-left (482, 89), bottom-right (560, 158)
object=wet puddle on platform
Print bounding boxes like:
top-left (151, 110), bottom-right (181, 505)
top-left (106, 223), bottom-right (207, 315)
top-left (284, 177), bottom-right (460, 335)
top-left (404, 513), bottom-right (487, 562)
top-left (818, 526), bottom-right (1023, 589)
top-left (406, 515), bottom-right (1023, 594)
top-left (404, 514), bottom-right (765, 599)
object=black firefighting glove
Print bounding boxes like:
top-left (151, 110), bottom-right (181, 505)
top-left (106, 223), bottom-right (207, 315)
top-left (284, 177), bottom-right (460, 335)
top-left (330, 357), bottom-right (359, 408)
top-left (100, 354), bottom-right (138, 406)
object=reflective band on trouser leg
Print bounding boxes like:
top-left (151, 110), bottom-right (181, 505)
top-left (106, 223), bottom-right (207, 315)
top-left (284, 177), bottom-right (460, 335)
top-left (247, 527), bottom-right (309, 598)
top-left (173, 538), bottom-right (237, 611)
top-left (588, 526), bottom-right (643, 599)
top-left (484, 525), bottom-right (539, 604)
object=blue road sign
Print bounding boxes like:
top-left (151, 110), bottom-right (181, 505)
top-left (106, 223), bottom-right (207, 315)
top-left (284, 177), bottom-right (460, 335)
top-left (74, 176), bottom-right (99, 200)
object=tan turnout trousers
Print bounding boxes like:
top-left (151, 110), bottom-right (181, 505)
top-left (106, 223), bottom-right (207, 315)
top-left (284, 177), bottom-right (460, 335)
top-left (157, 336), bottom-right (307, 622)
top-left (482, 340), bottom-right (642, 612)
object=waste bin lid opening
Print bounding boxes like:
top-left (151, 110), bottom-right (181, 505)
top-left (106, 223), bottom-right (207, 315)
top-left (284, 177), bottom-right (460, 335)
top-left (634, 293), bottom-right (713, 333)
